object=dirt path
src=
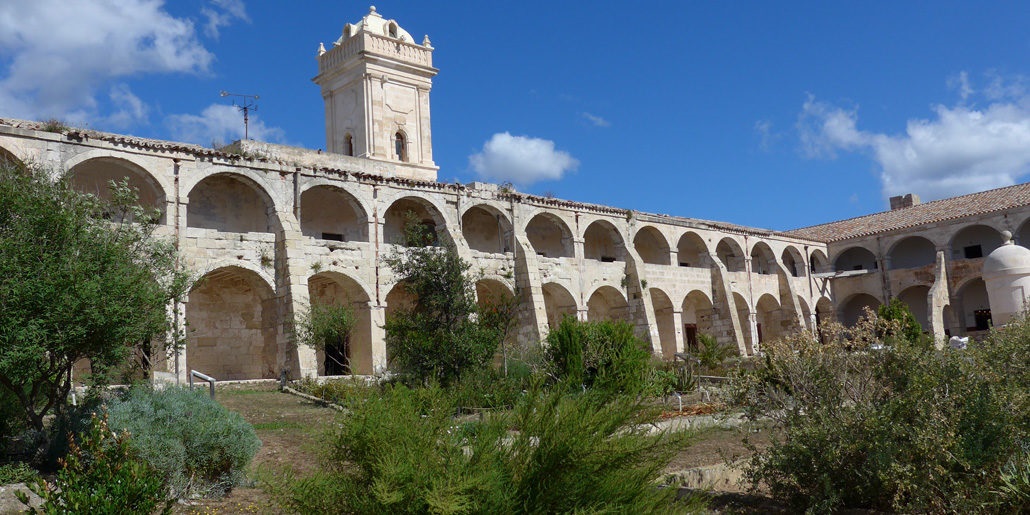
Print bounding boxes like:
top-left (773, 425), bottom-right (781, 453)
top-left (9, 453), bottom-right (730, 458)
top-left (175, 384), bottom-right (339, 514)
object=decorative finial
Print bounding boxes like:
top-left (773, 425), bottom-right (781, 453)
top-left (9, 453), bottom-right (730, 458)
top-left (1002, 230), bottom-right (1014, 245)
top-left (369, 5), bottom-right (376, 14)
top-left (317, 42), bottom-right (326, 56)
top-left (422, 35), bottom-right (432, 48)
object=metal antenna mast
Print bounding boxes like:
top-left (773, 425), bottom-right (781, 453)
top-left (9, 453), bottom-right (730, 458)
top-left (219, 91), bottom-right (260, 140)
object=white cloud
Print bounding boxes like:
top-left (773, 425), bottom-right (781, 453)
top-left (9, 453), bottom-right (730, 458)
top-left (202, 0), bottom-right (249, 39)
top-left (754, 119), bottom-right (776, 150)
top-left (469, 132), bottom-right (579, 185)
top-left (0, 0), bottom-right (216, 125)
top-left (796, 80), bottom-right (1030, 200)
top-left (103, 84), bottom-right (149, 129)
top-left (166, 104), bottom-right (285, 146)
top-left (581, 112), bottom-right (611, 128)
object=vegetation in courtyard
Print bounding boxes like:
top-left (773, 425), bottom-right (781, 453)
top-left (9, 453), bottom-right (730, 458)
top-left (0, 161), bottom-right (189, 438)
top-left (544, 316), bottom-right (654, 396)
top-left (296, 301), bottom-right (356, 374)
top-left (731, 306), bottom-right (1030, 512)
top-left (18, 412), bottom-right (173, 514)
top-left (106, 386), bottom-right (260, 498)
top-left (383, 214), bottom-right (514, 386)
top-left (276, 384), bottom-right (704, 514)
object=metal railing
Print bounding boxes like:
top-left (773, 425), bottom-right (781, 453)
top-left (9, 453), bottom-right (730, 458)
top-left (189, 370), bottom-right (216, 399)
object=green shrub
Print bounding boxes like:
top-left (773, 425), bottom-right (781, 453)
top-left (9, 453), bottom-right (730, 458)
top-left (0, 462), bottom-right (36, 484)
top-left (18, 412), bottom-right (172, 514)
top-left (694, 333), bottom-right (736, 373)
top-left (544, 317), bottom-right (653, 395)
top-left (106, 386), bottom-right (260, 498)
top-left (731, 313), bottom-right (1028, 512)
top-left (277, 384), bottom-right (704, 513)
top-left (292, 377), bottom-right (381, 410)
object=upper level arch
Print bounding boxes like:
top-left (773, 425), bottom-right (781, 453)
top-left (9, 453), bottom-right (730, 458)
top-left (187, 172), bottom-right (279, 234)
top-left (839, 292), bottom-right (882, 326)
top-left (524, 212), bottom-right (574, 258)
top-left (634, 226), bottom-right (671, 265)
top-left (834, 246), bottom-right (877, 272)
top-left (677, 231), bottom-right (710, 268)
top-left (949, 224), bottom-right (1003, 260)
top-left (67, 156), bottom-right (167, 224)
top-left (809, 249), bottom-right (831, 274)
top-left (383, 196), bottom-right (449, 246)
top-left (888, 236), bottom-right (936, 270)
top-left (716, 237), bottom-right (746, 272)
top-left (781, 246), bottom-right (806, 277)
top-left (300, 185), bottom-right (368, 242)
top-left (0, 145), bottom-right (25, 168)
top-left (462, 204), bottom-right (512, 254)
top-left (749, 241), bottom-right (777, 275)
top-left (583, 219), bottom-right (625, 262)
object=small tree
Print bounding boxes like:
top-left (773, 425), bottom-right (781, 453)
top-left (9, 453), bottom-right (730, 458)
top-left (383, 214), bottom-right (511, 386)
top-left (297, 302), bottom-right (356, 375)
top-left (0, 162), bottom-right (189, 436)
top-left (877, 298), bottom-right (925, 344)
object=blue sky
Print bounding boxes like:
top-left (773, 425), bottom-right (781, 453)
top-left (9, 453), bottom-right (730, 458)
top-left (1, 1), bottom-right (1028, 231)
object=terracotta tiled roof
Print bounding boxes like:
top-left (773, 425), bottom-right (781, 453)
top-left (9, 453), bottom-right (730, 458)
top-left (786, 182), bottom-right (1030, 242)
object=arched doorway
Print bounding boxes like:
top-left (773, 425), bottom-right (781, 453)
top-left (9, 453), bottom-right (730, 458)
top-left (649, 288), bottom-right (676, 358)
top-left (308, 272), bottom-right (373, 375)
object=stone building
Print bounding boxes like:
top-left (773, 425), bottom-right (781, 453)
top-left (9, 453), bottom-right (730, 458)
top-left (0, 7), bottom-right (1026, 382)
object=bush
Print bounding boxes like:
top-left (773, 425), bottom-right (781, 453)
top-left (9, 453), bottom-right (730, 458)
top-left (276, 384), bottom-right (703, 513)
top-left (0, 462), bottom-right (36, 484)
top-left (18, 412), bottom-right (172, 514)
top-left (106, 386), bottom-right (260, 498)
top-left (731, 313), bottom-right (1029, 512)
top-left (694, 333), bottom-right (736, 373)
top-left (544, 317), bottom-right (653, 395)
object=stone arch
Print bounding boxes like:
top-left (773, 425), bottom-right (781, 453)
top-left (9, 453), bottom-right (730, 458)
top-left (67, 156), bottom-right (167, 224)
top-left (797, 296), bottom-right (813, 330)
top-left (677, 231), bottom-right (710, 268)
top-left (300, 185), bottom-right (368, 242)
top-left (755, 293), bottom-right (783, 343)
top-left (0, 145), bottom-right (25, 168)
top-left (732, 291), bottom-right (754, 354)
top-left (681, 290), bottom-right (714, 351)
top-left (897, 285), bottom-right (931, 331)
top-left (586, 285), bottom-right (629, 322)
top-left (809, 249), bottom-right (831, 274)
top-left (187, 173), bottom-right (279, 233)
top-left (839, 293), bottom-right (881, 327)
top-left (815, 296), bottom-right (834, 326)
top-left (949, 224), bottom-right (1003, 260)
top-left (308, 271), bottom-right (374, 375)
top-left (888, 236), bottom-right (936, 270)
top-left (384, 281), bottom-right (418, 321)
top-left (542, 282), bottom-right (578, 330)
top-left (955, 277), bottom-right (992, 333)
top-left (525, 212), bottom-right (574, 258)
top-left (634, 226), bottom-right (671, 265)
top-left (1017, 217), bottom-right (1030, 248)
top-left (716, 237), bottom-right (746, 272)
top-left (475, 277), bottom-right (517, 347)
top-left (186, 266), bottom-right (278, 380)
top-left (383, 196), bottom-right (449, 246)
top-left (649, 287), bottom-right (676, 358)
top-left (750, 241), bottom-right (777, 275)
top-left (583, 220), bottom-right (625, 262)
top-left (834, 246), bottom-right (878, 272)
top-left (781, 246), bottom-right (806, 277)
top-left (462, 204), bottom-right (512, 254)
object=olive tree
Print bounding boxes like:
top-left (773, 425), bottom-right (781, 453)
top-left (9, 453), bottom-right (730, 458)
top-left (0, 161), bottom-right (189, 433)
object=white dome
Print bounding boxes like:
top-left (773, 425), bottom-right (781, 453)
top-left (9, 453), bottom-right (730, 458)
top-left (983, 236), bottom-right (1030, 278)
top-left (336, 6), bottom-right (415, 45)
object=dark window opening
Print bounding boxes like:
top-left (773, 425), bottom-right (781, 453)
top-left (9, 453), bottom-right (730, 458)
top-left (394, 132), bottom-right (408, 162)
top-left (537, 252), bottom-right (547, 257)
top-left (343, 134), bottom-right (354, 156)
top-left (963, 245), bottom-right (984, 259)
top-left (600, 256), bottom-right (616, 263)
top-left (973, 309), bottom-right (992, 331)
top-left (322, 232), bottom-right (344, 242)
top-left (853, 265), bottom-right (864, 271)
top-left (679, 262), bottom-right (690, 267)
top-left (684, 324), bottom-right (698, 352)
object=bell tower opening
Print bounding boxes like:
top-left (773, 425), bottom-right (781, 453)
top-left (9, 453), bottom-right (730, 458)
top-left (314, 6), bottom-right (438, 180)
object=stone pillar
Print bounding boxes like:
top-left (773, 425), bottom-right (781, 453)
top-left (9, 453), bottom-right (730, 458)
top-left (672, 310), bottom-right (685, 354)
top-left (369, 303), bottom-right (387, 375)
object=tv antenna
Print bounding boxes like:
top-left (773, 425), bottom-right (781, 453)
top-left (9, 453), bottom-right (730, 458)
top-left (219, 91), bottom-right (260, 140)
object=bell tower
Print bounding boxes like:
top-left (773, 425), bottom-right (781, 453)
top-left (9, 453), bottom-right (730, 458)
top-left (314, 6), bottom-right (438, 179)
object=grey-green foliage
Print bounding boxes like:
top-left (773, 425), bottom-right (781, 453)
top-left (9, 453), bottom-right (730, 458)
top-left (277, 384), bottom-right (703, 514)
top-left (0, 161), bottom-right (189, 434)
top-left (106, 386), bottom-right (260, 498)
top-left (544, 317), bottom-right (653, 395)
top-left (732, 312), bottom-right (1029, 513)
